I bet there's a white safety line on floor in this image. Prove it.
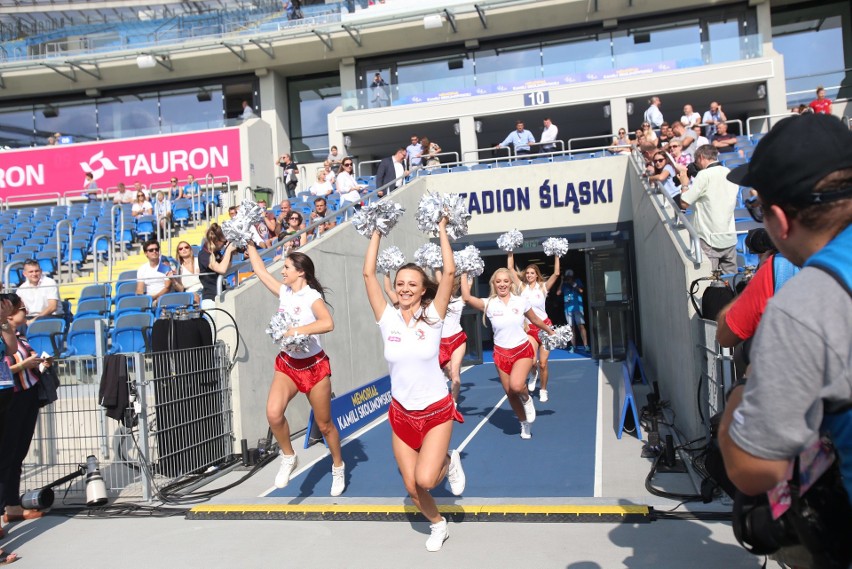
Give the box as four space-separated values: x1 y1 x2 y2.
457 394 508 454
594 362 604 497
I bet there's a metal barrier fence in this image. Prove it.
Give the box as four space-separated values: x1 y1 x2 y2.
22 342 233 505
696 318 735 430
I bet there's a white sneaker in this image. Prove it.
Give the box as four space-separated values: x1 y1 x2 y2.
527 366 538 392
520 421 532 439
426 517 449 552
447 449 465 496
522 394 536 423
274 452 298 488
330 461 346 497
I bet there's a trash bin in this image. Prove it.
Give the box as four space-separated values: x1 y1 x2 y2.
252 187 273 204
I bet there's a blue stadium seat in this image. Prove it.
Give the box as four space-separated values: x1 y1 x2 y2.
113 281 139 306
61 316 108 358
114 295 153 320
79 283 111 303
109 313 154 354
75 298 111 319
25 318 66 358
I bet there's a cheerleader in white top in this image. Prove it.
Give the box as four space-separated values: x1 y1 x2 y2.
362 217 466 552
246 242 346 497
435 270 466 403
461 268 555 439
507 252 560 402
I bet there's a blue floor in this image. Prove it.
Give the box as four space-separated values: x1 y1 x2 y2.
267 356 599 500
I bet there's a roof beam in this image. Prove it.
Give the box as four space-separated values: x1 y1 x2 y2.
41 62 77 81
248 39 274 59
221 41 246 61
474 4 487 29
67 60 102 80
443 9 457 33
312 29 332 51
341 24 361 47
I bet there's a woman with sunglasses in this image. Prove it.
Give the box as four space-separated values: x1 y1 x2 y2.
282 211 308 251
609 128 631 155
0 294 52 537
131 191 153 218
172 241 203 304
648 151 683 208
335 159 367 207
198 224 237 310
245 242 346 497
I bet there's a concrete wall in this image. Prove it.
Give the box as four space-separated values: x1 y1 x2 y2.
241 118 275 191
627 163 711 442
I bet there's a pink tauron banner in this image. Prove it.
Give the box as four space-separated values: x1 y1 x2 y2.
0 128 242 200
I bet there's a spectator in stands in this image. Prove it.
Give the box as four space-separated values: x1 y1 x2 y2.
46 136 56 146
82 172 98 198
711 122 737 151
632 129 645 149
321 160 336 186
641 121 658 147
406 135 423 170
277 154 299 198
676 145 739 275
1 292 50 530
17 260 60 323
153 190 172 235
171 241 203 303
681 104 702 128
315 219 337 238
275 199 292 231
240 100 257 120
310 197 330 224
644 96 664 129
135 239 173 303
327 145 346 173
702 101 727 138
370 72 389 107
808 85 832 115
540 117 559 152
133 181 148 200
609 128 631 155
167 177 182 200
281 211 307 251
671 121 697 159
228 206 238 219
131 190 153 218
309 169 335 197
336 158 367 207
112 182 134 205
692 124 711 149
648 151 682 207
256 200 278 240
420 136 442 168
198 224 237 310
0 298 19 565
495 120 536 156
250 207 275 249
375 148 408 196
658 122 672 147
182 174 200 199
668 139 692 168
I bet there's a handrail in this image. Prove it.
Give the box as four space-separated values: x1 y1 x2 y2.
568 134 619 152
292 147 331 163
516 140 565 155
54 219 73 284
3 260 25 291
746 112 798 138
0 244 4 287
461 145 512 166
408 151 461 170
92 233 114 284
110 204 129 260
2 192 61 209
629 149 702 265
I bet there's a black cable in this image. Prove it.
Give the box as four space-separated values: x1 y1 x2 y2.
644 452 703 502
198 307 240 369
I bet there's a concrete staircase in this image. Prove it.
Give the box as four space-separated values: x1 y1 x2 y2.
59 215 226 312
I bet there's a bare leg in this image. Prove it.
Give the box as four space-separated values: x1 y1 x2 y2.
391 420 453 523
539 345 551 390
497 358 534 421
266 370 300 455
578 323 588 347
306 376 343 467
444 344 466 403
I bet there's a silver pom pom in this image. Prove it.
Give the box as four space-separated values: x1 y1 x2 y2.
497 229 524 252
542 237 570 257
266 311 312 353
351 200 405 238
415 192 471 240
222 199 266 248
538 325 573 351
377 246 406 274
414 242 443 269
454 244 484 278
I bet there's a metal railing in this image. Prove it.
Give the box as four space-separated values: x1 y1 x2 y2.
406 150 461 170
22 342 234 504
746 112 800 138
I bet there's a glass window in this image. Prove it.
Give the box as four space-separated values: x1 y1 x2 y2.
97 93 160 140
475 44 541 87
612 24 702 70
34 101 97 144
160 87 224 133
542 36 611 76
288 74 341 161
396 56 472 103
707 19 746 64
0 106 35 148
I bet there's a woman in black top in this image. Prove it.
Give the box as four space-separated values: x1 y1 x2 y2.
198 223 236 310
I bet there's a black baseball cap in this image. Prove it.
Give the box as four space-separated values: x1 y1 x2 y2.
727 113 852 206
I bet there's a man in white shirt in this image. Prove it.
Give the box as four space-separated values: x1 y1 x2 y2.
240 100 257 120
17 260 60 322
406 135 423 170
136 240 173 302
644 96 663 129
540 117 559 152
677 145 739 275
702 101 727 139
680 104 701 128
112 183 134 205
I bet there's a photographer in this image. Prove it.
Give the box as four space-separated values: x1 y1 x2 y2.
719 114 852 567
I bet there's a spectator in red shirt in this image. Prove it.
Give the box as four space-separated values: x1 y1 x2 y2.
808 86 832 115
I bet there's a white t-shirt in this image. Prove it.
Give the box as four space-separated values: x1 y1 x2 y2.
482 294 531 349
17 276 60 314
378 302 448 410
310 180 334 197
132 200 153 216
278 284 323 358
681 112 701 127
519 283 548 321
137 261 170 297
336 171 362 204
680 163 738 249
441 296 464 337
